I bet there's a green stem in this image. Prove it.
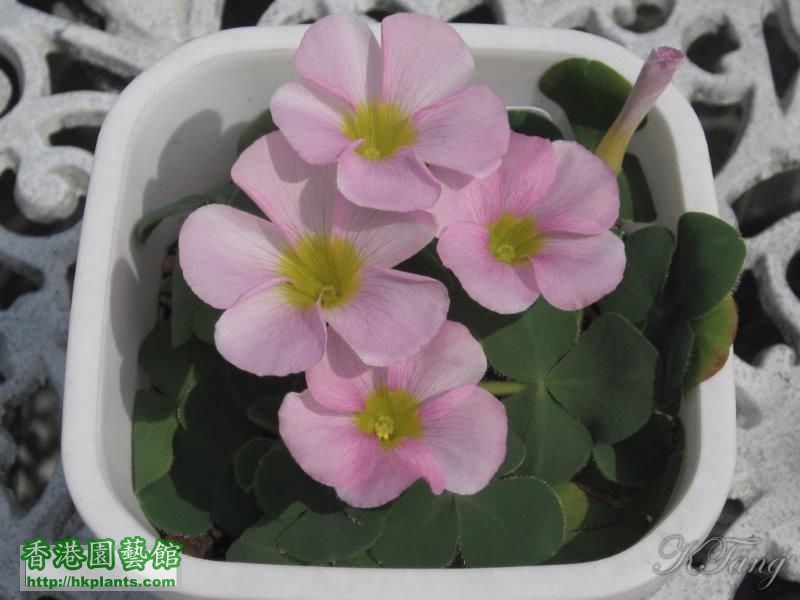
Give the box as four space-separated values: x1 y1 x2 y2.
479 380 525 396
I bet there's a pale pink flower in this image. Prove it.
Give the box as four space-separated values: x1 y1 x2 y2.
270 13 510 212
279 321 507 508
178 132 448 376
595 46 684 173
433 132 625 314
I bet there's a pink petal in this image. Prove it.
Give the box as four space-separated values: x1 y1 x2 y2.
388 321 486 402
428 171 503 234
437 222 540 314
616 47 684 134
497 132 558 217
279 391 378 489
326 267 448 366
231 132 336 244
270 82 352 164
531 141 620 235
391 439 446 495
428 165 474 190
178 204 285 309
337 145 441 211
381 13 473 113
418 385 507 495
294 15 381 107
306 328 386 414
336 452 418 508
332 201 436 268
532 231 626 310
413 85 509 177
215 280 326 376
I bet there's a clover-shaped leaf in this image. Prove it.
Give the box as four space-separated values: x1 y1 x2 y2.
599 226 674 323
372 482 459 568
683 294 738 389
234 438 273 492
505 386 592 482
593 415 673 486
226 503 306 565
132 389 178 493
661 212 746 320
279 506 385 564
210 466 263 538
371 478 563 568
507 109 564 140
547 314 658 444
183 374 260 455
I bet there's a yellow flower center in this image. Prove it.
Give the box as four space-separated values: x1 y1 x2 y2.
354 387 423 449
342 102 416 160
487 213 546 265
278 235 363 309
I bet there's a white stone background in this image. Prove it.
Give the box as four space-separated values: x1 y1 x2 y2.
0 0 798 598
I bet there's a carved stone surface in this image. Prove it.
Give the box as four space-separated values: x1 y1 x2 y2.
0 1 798 598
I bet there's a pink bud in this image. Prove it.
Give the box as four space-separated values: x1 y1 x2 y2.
595 47 684 173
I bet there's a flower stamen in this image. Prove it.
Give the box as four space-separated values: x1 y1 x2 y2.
342 102 416 161
487 213 545 265
354 386 422 449
279 235 363 309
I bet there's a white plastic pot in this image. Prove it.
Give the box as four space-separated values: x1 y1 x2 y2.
63 25 735 600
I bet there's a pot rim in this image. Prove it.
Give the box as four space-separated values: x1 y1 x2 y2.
62 24 734 600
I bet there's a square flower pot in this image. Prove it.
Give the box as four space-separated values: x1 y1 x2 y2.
62 24 735 600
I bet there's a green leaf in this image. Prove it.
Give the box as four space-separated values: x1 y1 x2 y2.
182 374 260 455
279 506 385 564
549 510 649 564
254 447 333 517
660 212 746 320
593 416 673 486
170 257 196 347
497 429 526 477
237 110 278 154
170 428 229 511
482 299 581 383
507 109 563 140
235 438 273 492
599 226 674 324
539 58 638 150
457 477 564 567
192 303 221 344
546 314 658 444
628 422 684 521
684 294 737 389
226 504 306 565
371 482 458 568
618 154 656 222
552 482 589 542
504 385 591 482
134 195 210 243
132 389 178 492
228 370 298 411
138 321 224 403
332 551 379 567
210 466 263 537
246 397 281 433
137 475 212 536
647 318 694 411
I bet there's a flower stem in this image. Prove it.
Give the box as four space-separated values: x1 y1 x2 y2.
479 380 525 396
